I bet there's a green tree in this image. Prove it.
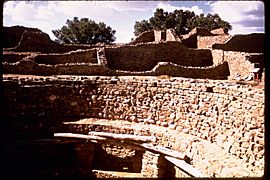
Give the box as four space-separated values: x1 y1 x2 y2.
52 17 116 44
134 8 232 36
134 20 153 36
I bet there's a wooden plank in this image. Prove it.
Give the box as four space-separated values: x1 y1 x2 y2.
88 131 156 142
164 156 207 178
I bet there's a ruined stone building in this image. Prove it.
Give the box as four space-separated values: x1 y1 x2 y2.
3 26 264 81
2 26 264 178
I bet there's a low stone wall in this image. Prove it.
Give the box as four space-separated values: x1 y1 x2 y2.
34 49 98 65
152 61 229 79
3 75 264 177
114 61 229 80
105 42 213 71
2 60 111 76
2 60 229 79
3 53 31 63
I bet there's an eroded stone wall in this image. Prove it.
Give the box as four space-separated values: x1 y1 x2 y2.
3 75 264 176
130 30 155 44
3 60 229 79
105 42 213 71
198 35 232 49
3 26 43 48
34 49 98 65
212 50 263 77
3 26 99 53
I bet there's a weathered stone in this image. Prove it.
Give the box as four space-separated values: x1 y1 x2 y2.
70 101 78 106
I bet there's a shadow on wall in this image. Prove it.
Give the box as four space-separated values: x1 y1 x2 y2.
212 34 264 53
93 145 143 173
3 26 43 48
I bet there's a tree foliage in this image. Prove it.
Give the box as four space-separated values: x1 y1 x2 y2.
52 17 116 44
134 8 232 36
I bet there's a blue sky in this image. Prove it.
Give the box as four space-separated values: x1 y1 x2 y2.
3 1 265 43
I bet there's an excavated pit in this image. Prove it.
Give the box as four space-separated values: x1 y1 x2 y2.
2 74 264 178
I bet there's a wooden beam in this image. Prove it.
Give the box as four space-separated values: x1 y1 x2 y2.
88 131 156 142
135 143 188 160
54 133 107 141
164 156 207 178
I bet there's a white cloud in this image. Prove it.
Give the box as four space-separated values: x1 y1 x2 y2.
5 2 37 23
156 1 204 15
105 1 158 12
3 1 158 42
209 1 264 34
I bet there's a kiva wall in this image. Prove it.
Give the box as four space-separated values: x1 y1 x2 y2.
105 42 213 71
3 76 264 175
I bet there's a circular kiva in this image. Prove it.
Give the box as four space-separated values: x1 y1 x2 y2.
3 75 264 177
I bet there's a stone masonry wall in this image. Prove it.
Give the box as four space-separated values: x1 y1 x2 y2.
105 42 213 71
198 35 232 49
3 75 264 176
3 26 99 53
34 49 98 65
212 50 263 77
130 30 154 44
166 29 181 42
3 53 31 63
2 60 229 80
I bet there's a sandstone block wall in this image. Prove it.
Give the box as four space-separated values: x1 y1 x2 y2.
2 60 229 80
3 76 264 176
130 30 155 44
166 29 181 42
212 50 263 77
181 27 214 48
131 29 180 45
198 35 232 49
34 49 98 65
151 61 229 79
105 42 213 71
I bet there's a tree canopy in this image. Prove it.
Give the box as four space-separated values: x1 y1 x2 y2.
134 8 232 36
52 17 116 44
